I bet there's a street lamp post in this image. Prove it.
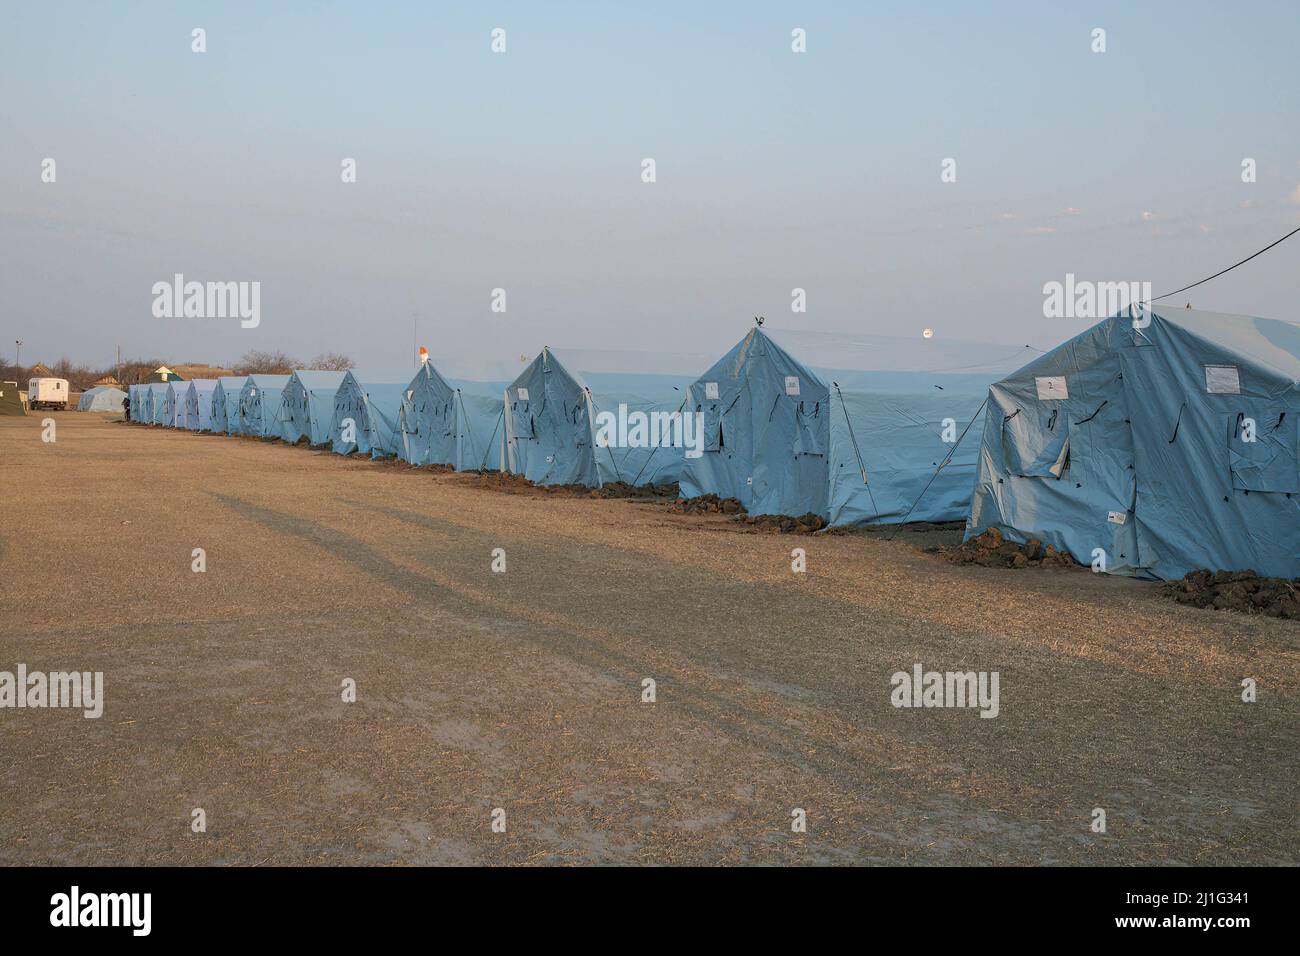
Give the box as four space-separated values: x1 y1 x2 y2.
14 340 22 371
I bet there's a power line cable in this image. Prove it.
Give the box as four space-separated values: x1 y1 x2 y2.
1144 225 1300 303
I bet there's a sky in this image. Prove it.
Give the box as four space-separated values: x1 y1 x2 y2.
2 0 1298 374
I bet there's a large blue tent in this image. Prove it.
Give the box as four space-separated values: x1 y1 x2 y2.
163 381 188 427
78 385 126 412
279 370 347 446
504 350 597 486
210 376 248 434
967 307 1300 579
145 383 171 425
184 380 219 431
678 329 831 516
503 349 691 488
330 369 411 457
238 375 291 438
397 361 506 471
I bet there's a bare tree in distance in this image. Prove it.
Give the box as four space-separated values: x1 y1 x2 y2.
307 351 354 371
234 350 300 375
118 359 166 386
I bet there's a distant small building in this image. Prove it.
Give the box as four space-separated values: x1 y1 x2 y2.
92 374 123 389
144 365 183 383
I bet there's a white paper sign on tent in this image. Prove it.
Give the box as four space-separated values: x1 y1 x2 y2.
1034 376 1068 400
785 376 801 396
1204 365 1240 394
516 387 529 400
704 382 719 400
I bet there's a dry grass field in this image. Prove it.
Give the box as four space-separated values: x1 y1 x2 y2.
1 412 1296 865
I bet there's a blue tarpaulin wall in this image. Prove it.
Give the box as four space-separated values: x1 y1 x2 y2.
828 389 987 526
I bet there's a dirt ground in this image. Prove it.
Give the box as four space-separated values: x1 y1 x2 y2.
1 412 1296 865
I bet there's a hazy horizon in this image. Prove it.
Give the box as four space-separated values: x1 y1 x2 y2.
3 1 1298 371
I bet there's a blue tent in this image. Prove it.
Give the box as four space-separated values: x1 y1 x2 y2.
132 383 150 420
163 381 188 427
145 383 171 425
280 370 347 446
78 385 126 412
503 349 691 488
397 362 506 471
184 380 219 431
330 369 412 457
238 375 291 438
967 307 1300 579
678 329 831 516
210 376 248 434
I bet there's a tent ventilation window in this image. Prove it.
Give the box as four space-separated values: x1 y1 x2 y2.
1001 406 1070 478
1229 403 1298 493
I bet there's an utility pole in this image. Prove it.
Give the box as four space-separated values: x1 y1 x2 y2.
14 339 22 371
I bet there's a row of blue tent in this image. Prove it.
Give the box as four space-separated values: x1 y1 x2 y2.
129 366 508 471
127 330 988 530
127 308 1300 580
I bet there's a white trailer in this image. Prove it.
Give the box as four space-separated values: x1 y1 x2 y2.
28 377 70 411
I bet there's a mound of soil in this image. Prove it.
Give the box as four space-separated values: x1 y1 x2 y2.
589 481 679 499
669 494 747 516
742 512 826 534
459 472 673 499
1162 569 1300 618
948 527 1079 569
463 471 590 496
